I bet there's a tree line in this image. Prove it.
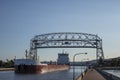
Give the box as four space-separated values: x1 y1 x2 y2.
0 59 14 68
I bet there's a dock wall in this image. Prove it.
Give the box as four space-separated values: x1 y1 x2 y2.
76 69 88 80
96 69 120 80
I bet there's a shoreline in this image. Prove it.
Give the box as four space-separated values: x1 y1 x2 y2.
0 68 14 71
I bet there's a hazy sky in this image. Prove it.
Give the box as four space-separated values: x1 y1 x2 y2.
0 0 120 61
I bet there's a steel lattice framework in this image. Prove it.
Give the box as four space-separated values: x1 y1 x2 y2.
29 32 104 61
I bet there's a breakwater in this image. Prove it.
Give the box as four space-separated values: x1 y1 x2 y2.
0 68 14 71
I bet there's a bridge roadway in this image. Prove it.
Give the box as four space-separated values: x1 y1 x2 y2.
77 69 106 80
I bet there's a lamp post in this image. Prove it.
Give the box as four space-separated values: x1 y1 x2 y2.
73 52 87 80
81 58 89 73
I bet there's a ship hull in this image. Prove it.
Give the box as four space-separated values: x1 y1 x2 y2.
15 64 69 74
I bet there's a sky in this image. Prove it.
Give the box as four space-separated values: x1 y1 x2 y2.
0 0 120 61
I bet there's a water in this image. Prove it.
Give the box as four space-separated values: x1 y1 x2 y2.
0 66 86 80
104 70 120 78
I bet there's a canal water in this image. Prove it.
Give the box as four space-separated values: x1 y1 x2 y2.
0 66 86 80
104 70 120 78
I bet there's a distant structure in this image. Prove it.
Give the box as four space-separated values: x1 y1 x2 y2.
57 51 69 65
29 32 104 63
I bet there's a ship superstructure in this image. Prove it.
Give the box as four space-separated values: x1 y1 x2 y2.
57 52 69 65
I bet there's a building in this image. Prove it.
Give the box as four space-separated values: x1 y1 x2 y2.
57 53 69 65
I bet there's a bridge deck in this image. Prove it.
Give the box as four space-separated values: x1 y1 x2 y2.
77 69 106 80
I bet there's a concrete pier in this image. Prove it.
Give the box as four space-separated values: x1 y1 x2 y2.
0 68 14 71
77 69 106 80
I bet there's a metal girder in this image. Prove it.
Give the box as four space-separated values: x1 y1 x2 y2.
28 32 104 61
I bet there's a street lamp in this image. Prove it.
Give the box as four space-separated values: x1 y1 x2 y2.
81 58 89 73
73 52 87 80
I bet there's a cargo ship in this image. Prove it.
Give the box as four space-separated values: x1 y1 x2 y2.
14 34 70 73
14 50 69 74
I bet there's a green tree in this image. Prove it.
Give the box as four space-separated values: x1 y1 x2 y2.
2 60 14 68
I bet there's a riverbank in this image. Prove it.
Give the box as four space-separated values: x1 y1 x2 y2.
0 68 14 71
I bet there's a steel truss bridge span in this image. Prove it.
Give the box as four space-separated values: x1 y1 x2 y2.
29 32 104 62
